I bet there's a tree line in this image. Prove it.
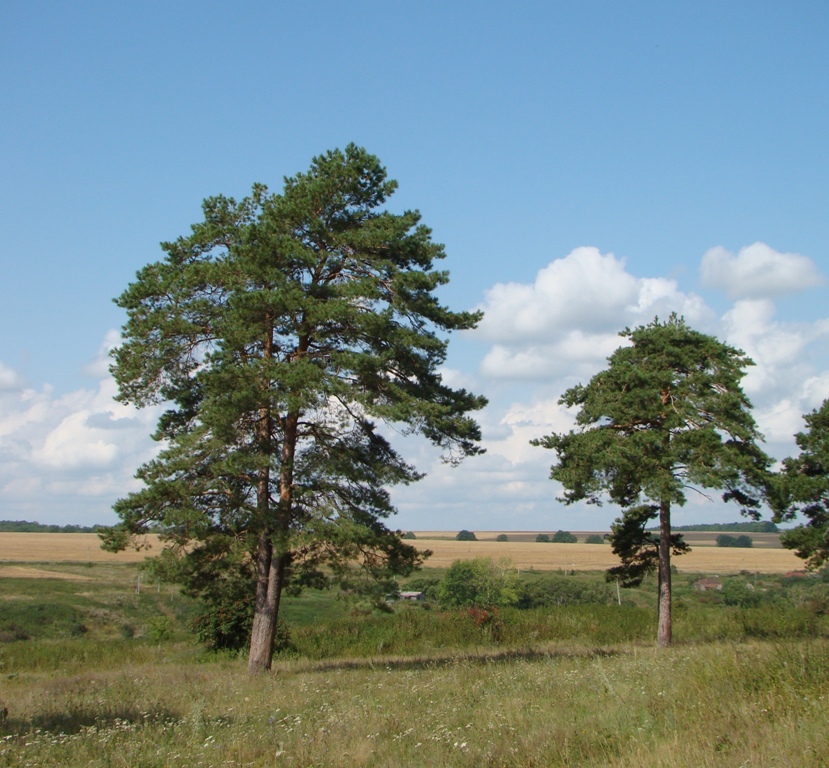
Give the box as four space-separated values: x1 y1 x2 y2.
101 144 829 668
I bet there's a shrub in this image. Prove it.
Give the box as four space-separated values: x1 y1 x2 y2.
535 533 551 543
438 557 518 608
584 534 605 544
455 530 477 541
716 534 753 548
401 531 417 539
496 534 508 542
552 530 578 543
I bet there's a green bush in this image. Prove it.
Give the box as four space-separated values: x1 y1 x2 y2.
455 530 477 541
716 534 753 548
535 533 551 543
401 531 417 540
552 530 578 543
584 534 605 544
496 534 509 542
438 558 517 608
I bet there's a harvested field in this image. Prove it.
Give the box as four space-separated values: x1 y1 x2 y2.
0 533 163 563
0 532 803 574
411 537 803 574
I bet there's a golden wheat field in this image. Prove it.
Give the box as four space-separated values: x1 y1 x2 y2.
0 531 804 574
410 533 803 573
0 533 162 564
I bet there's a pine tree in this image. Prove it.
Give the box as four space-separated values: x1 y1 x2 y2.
532 315 770 646
103 145 486 671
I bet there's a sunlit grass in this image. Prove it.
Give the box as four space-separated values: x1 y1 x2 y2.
2 641 828 767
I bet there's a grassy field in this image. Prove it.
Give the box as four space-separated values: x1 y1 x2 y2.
1 555 829 765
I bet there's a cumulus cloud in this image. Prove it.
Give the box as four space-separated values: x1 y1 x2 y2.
0 342 162 525
701 242 824 299
474 247 713 381
0 362 25 392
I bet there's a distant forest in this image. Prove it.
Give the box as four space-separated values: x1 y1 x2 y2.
647 521 779 533
0 520 101 533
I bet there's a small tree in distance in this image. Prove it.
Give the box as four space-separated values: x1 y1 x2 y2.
496 534 509 542
532 315 771 647
552 530 578 543
584 534 605 544
456 530 477 541
535 533 551 543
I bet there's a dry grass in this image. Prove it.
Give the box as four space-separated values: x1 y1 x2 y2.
0 565 94 581
0 533 163 563
410 538 802 574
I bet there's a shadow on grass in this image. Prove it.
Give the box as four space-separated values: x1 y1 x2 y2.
0 706 185 738
276 645 622 675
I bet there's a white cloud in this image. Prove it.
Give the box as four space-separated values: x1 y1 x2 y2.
701 242 824 299
474 247 713 381
0 362 25 392
0 344 162 525
83 329 121 378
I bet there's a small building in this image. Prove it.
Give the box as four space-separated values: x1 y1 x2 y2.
693 577 722 592
398 591 425 601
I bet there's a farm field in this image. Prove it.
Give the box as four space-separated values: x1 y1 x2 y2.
409 535 801 574
0 532 802 574
0 533 162 564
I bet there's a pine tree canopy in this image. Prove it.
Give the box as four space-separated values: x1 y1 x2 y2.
773 399 829 569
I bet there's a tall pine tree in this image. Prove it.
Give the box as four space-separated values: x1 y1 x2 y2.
103 146 486 671
532 315 770 646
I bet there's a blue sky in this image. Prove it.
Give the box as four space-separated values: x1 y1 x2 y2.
2 2 828 530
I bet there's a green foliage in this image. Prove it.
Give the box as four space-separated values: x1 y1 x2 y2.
496 533 509 542
606 504 689 587
584 534 605 544
551 530 578 543
535 533 550 542
106 145 486 670
437 557 517 608
663 521 778 532
515 571 615 608
455 529 477 541
401 531 417 540
0 520 101 532
716 533 753 548
721 580 762 608
773 399 829 568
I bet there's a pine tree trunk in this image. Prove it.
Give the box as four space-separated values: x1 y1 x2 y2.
248 528 275 673
656 499 672 647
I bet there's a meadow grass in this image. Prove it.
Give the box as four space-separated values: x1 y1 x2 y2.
2 559 829 765
1 640 828 766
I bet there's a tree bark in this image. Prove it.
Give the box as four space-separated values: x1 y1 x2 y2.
248 527 275 673
656 498 672 647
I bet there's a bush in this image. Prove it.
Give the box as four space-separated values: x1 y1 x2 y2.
438 557 518 608
552 530 578 543
584 534 605 544
535 533 551 543
401 531 417 540
496 534 508 542
716 534 753 548
455 530 477 541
